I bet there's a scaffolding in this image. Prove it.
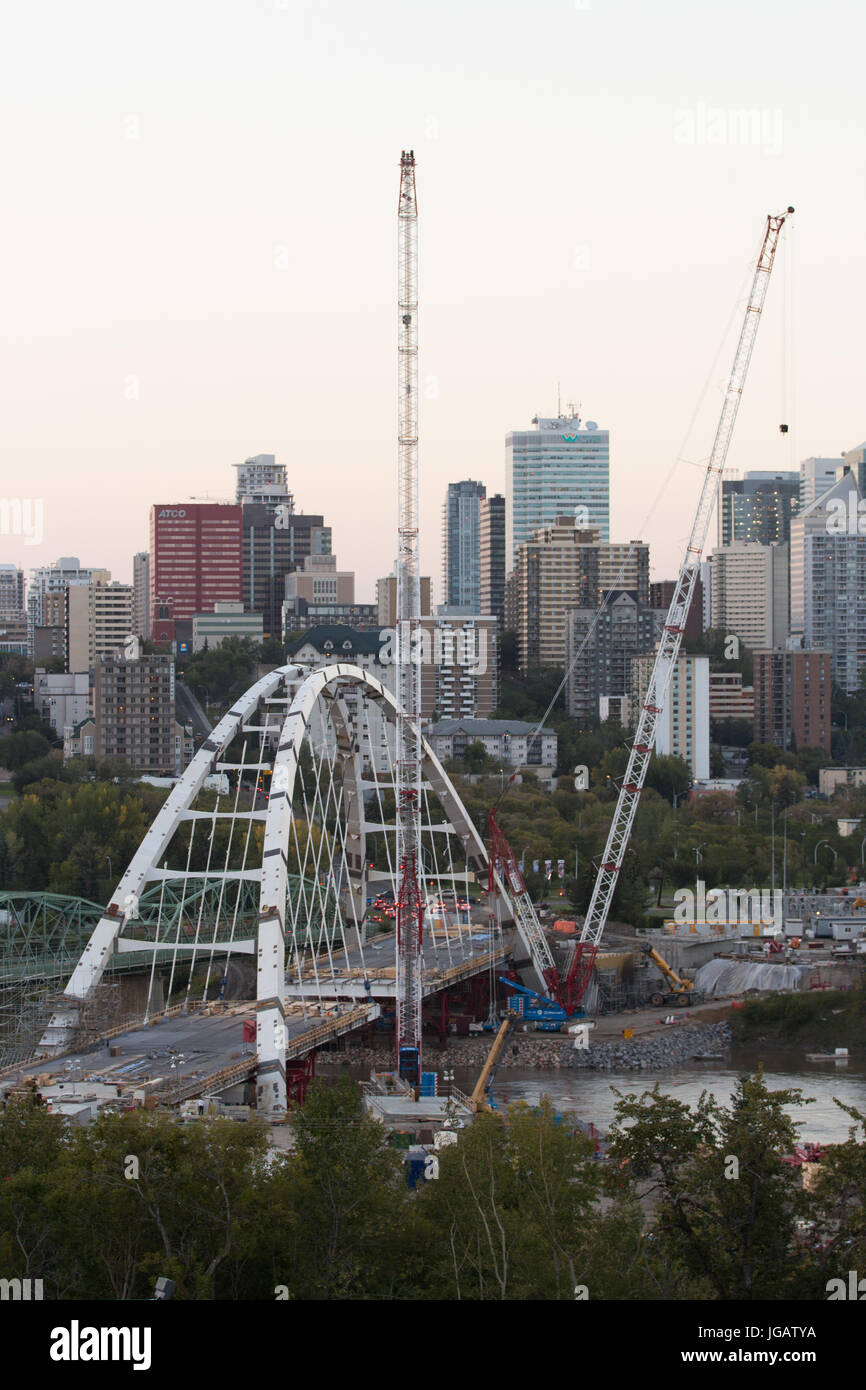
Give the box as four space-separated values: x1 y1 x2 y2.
0 960 123 1067
595 968 626 1014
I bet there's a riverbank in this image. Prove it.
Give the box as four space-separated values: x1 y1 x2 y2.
318 1014 734 1073
730 985 864 1052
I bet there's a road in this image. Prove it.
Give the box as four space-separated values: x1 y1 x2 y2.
175 680 212 739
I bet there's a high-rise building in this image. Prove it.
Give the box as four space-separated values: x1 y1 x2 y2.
505 409 610 571
649 577 703 640
790 471 866 694
717 471 799 547
133 552 150 640
480 494 506 629
0 565 24 619
800 457 843 510
150 504 243 645
77 646 193 775
840 441 866 495
67 581 135 672
26 558 110 661
753 648 831 751
708 670 754 726
566 591 665 725
417 613 498 721
376 572 432 626
233 453 290 507
598 542 651 601
709 542 789 650
513 518 649 672
631 653 710 780
241 503 330 640
442 479 486 612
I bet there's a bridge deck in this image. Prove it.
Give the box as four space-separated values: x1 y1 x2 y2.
6 942 506 1106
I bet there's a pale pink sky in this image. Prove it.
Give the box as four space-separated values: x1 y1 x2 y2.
1 0 864 604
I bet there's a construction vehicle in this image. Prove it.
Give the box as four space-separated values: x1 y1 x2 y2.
500 976 569 1031
486 209 792 1015
640 942 702 1007
469 1011 516 1113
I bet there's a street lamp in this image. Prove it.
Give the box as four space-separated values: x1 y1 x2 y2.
105 854 112 880
860 834 866 867
694 843 706 866
813 839 837 867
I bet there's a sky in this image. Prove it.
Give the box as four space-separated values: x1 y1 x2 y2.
1 0 865 604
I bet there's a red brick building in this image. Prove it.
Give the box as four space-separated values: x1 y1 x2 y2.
649 576 704 640
753 648 831 752
150 503 242 644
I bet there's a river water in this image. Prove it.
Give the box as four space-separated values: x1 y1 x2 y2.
457 1051 866 1144
337 1050 866 1144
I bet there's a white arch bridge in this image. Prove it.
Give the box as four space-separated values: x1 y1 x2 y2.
39 664 555 1115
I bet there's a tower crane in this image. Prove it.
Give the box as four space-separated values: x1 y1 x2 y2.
489 208 794 1015
395 150 424 1084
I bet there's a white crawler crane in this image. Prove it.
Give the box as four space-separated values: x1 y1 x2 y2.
558 207 794 1012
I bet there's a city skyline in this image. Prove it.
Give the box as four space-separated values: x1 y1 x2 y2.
1 1 864 599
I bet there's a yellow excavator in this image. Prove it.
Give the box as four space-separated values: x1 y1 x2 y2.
469 1012 517 1113
641 942 702 1007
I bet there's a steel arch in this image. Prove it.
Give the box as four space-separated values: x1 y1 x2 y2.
41 662 542 1115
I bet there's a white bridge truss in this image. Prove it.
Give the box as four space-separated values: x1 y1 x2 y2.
41 664 538 1114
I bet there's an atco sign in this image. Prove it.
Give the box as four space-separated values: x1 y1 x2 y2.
158 509 186 518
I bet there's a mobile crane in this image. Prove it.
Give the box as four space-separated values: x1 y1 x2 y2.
639 942 702 1008
469 1011 517 1112
500 976 569 1031
489 208 794 1014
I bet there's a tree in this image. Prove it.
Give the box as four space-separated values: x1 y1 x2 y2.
712 717 755 747
463 740 492 773
0 730 52 770
607 1074 812 1300
803 1101 866 1295
280 1077 410 1299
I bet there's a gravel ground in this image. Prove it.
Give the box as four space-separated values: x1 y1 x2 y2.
317 1018 733 1073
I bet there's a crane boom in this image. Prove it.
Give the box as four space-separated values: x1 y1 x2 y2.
561 207 793 1012
470 1012 516 1112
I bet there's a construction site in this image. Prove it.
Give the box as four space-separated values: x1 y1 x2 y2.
0 178 837 1149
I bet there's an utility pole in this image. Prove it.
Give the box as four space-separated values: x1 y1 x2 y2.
395 149 423 1086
